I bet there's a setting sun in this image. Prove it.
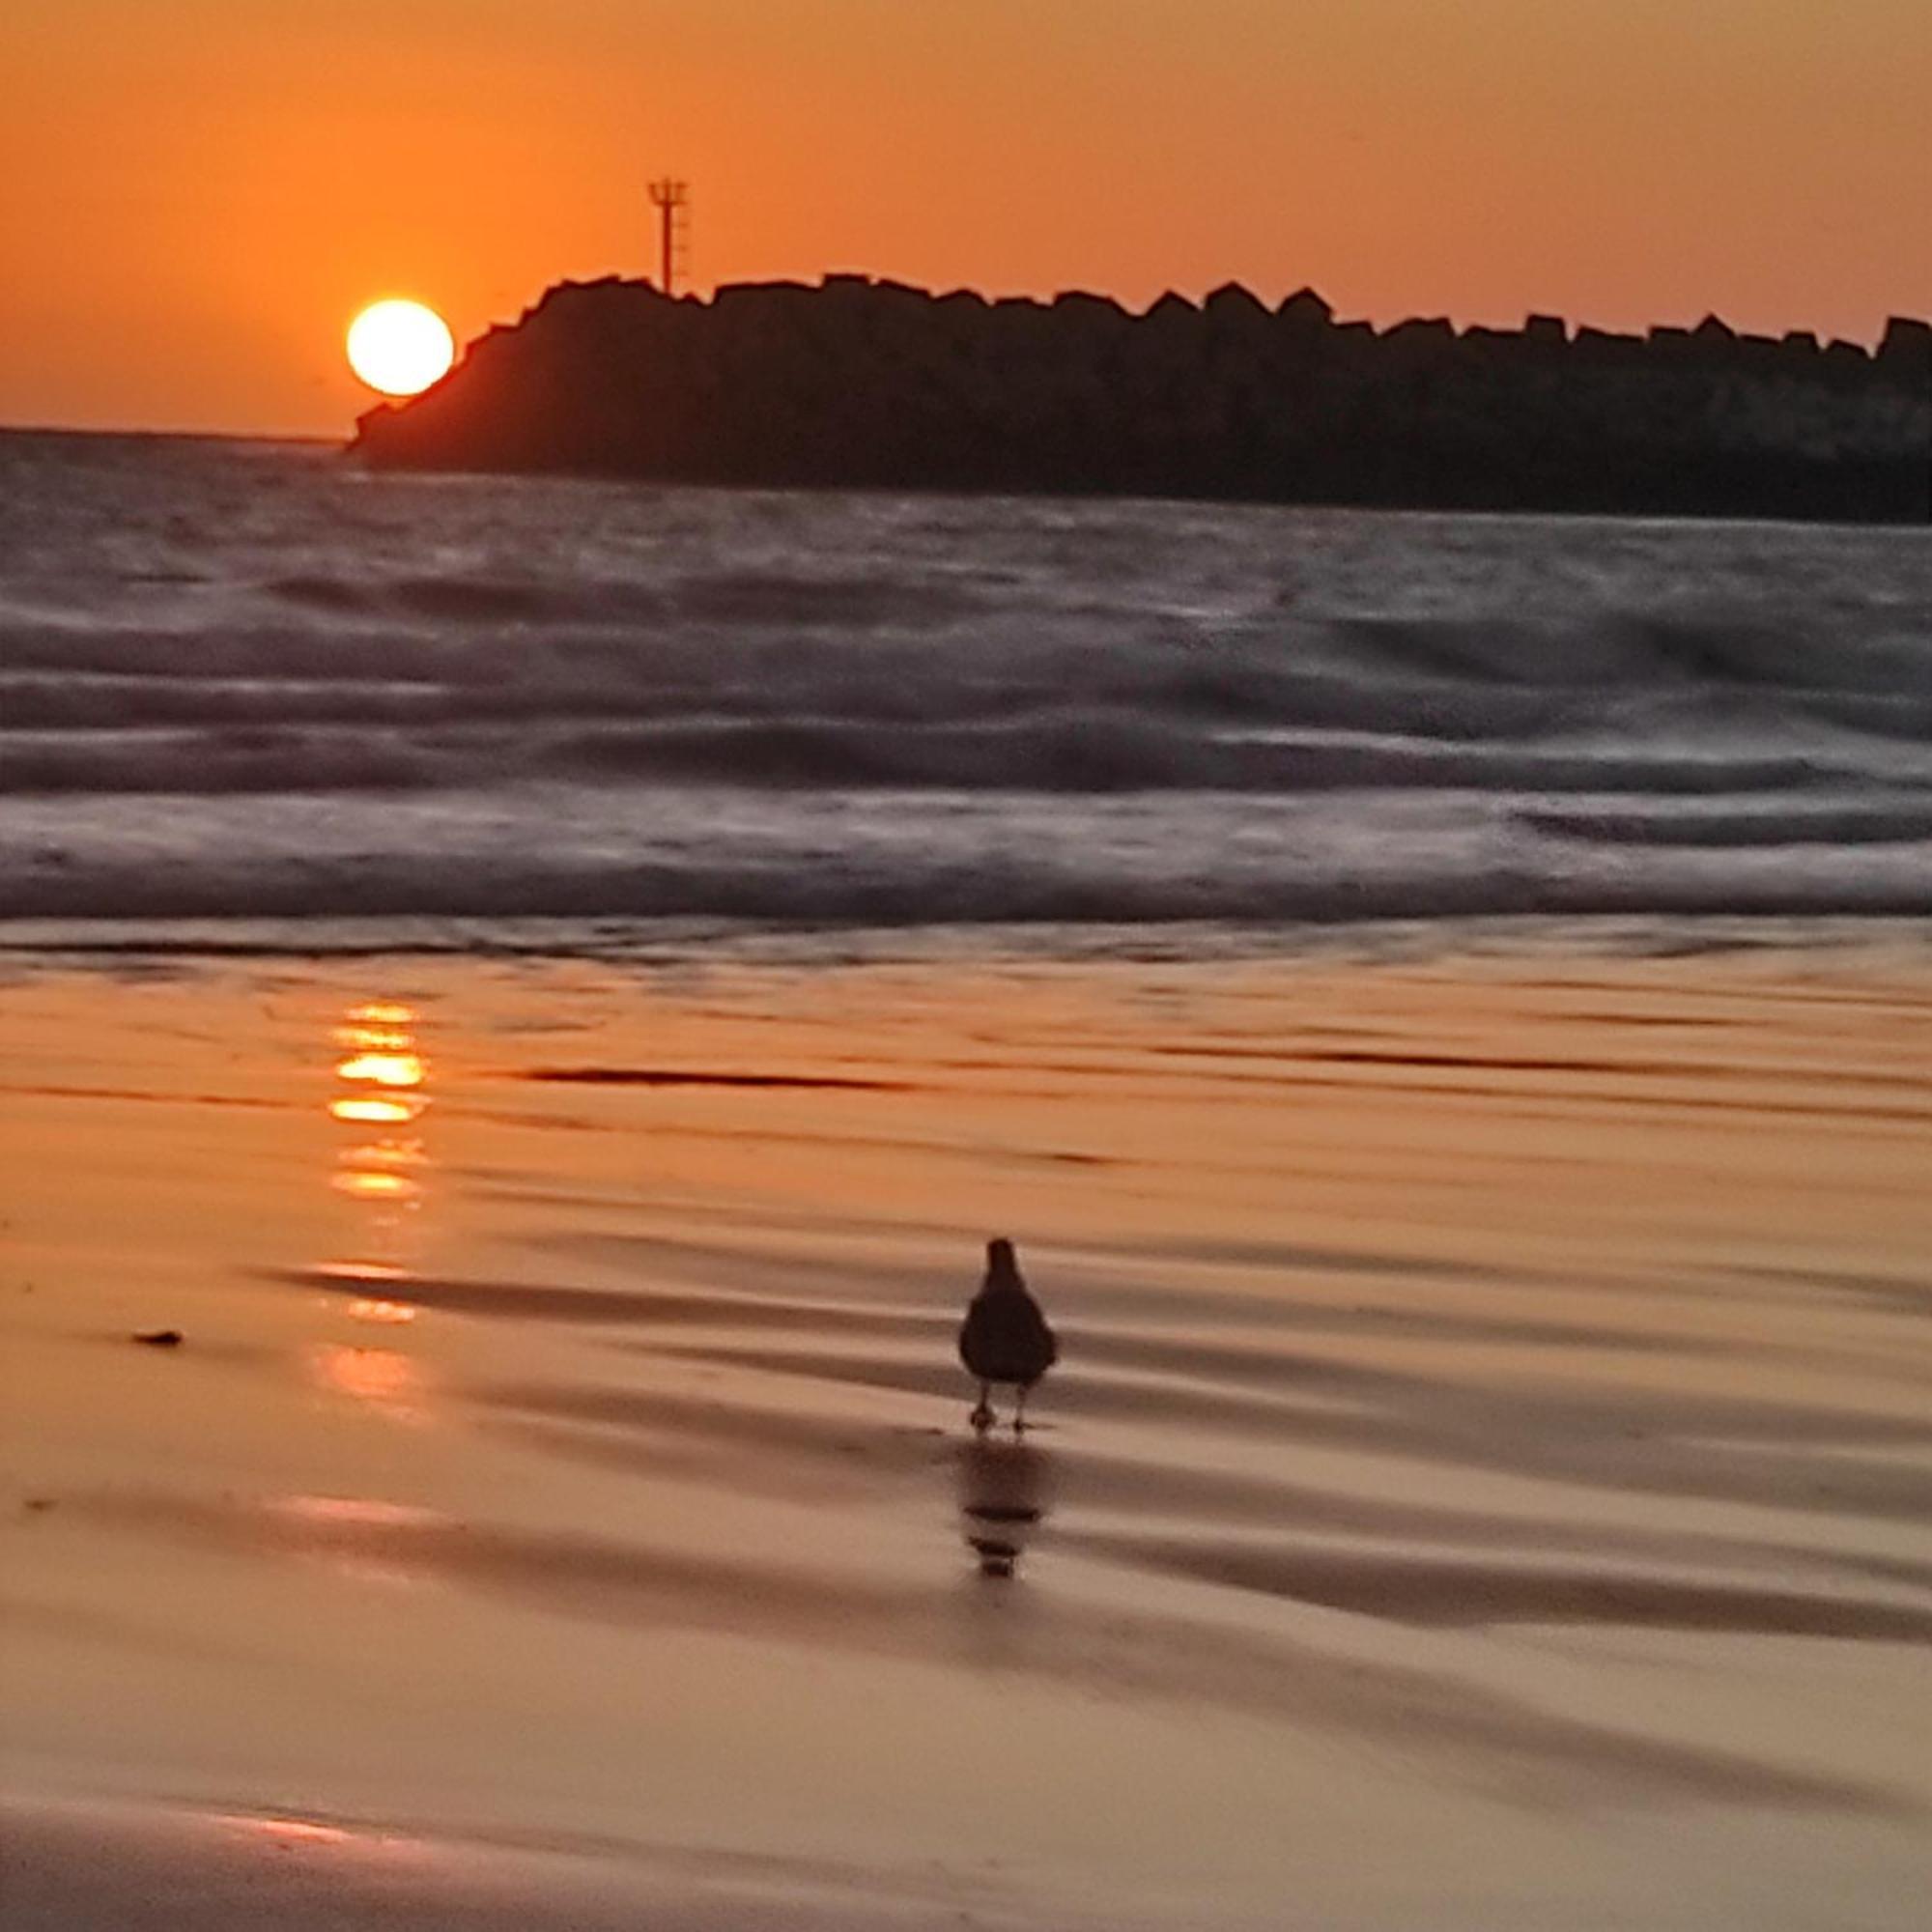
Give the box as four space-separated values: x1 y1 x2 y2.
346 298 454 397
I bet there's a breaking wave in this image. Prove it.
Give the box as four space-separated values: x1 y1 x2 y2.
2 433 1928 933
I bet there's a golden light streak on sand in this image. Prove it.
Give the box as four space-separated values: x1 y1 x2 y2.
307 1345 428 1422
335 1052 426 1090
271 1495 449 1529
328 1094 423 1125
330 1170 420 1202
342 1139 426 1168
214 1814 353 1848
313 1260 410 1283
319 1000 433 1363
347 1298 418 1325
346 1002 418 1027
333 1025 415 1052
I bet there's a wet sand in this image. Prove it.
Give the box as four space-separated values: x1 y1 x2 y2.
2 940 1929 1928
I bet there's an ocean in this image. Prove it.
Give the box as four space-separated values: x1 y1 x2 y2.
1 429 1929 955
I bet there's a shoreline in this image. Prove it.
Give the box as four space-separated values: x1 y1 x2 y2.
5 910 1931 971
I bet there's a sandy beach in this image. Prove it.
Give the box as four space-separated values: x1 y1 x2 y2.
3 934 1929 1928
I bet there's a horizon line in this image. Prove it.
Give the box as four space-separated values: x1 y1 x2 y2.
7 266 1922 442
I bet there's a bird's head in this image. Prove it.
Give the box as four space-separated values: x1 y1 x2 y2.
984 1236 1021 1285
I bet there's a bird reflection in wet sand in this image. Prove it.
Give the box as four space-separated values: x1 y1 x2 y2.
958 1237 1058 1434
956 1434 1051 1579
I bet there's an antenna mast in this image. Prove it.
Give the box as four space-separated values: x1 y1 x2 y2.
647 178 690 296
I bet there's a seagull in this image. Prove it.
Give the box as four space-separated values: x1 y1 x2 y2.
958 1237 1057 1434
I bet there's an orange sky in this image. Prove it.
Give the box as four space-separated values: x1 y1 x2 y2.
4 0 1928 436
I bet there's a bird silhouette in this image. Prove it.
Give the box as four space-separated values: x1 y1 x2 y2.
958 1237 1057 1433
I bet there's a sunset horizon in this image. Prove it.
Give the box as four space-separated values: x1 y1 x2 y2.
10 272 1924 447
8 260 1926 442
6 0 1928 436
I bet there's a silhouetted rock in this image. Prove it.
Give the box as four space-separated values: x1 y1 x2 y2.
1878 316 1931 391
1575 327 1644 363
1205 282 1272 342
1277 287 1334 328
353 275 1932 523
1381 317 1458 368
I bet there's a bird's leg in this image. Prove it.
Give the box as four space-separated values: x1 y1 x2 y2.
1012 1384 1029 1435
970 1382 994 1433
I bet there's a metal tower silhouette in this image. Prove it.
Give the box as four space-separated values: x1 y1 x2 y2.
647 179 690 296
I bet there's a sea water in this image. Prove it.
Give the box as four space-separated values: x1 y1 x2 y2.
2 430 1928 954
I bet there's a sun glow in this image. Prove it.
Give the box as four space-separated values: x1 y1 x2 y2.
346 299 454 397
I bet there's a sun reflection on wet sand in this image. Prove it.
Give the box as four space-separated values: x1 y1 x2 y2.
335 1051 427 1090
272 1494 450 1529
268 1494 447 1588
312 1001 435 1413
330 1169 422 1202
206 1805 435 1864
308 1342 429 1422
312 1258 408 1283
325 1004 429 1261
344 1138 427 1165
348 1297 418 1326
346 1002 418 1028
213 1812 355 1848
332 1017 416 1051
328 1094 423 1126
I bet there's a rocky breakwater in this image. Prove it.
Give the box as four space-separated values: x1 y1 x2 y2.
354 276 1930 521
